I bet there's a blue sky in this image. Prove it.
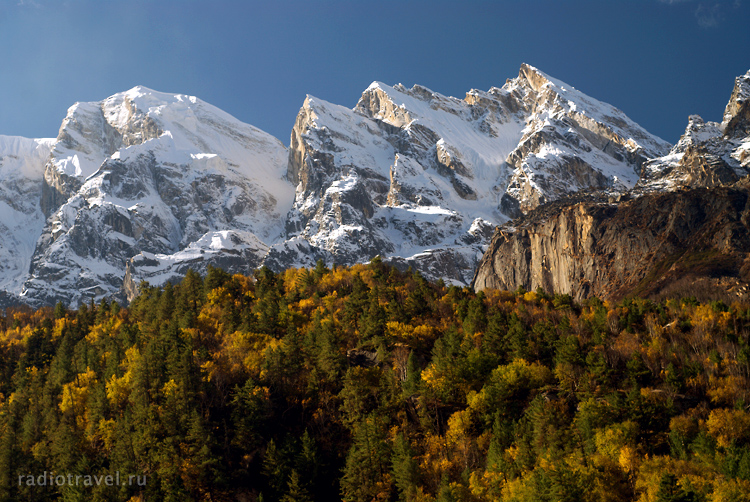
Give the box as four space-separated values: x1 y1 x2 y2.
1 0 748 145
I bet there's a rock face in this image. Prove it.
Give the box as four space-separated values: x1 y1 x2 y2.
265 64 669 285
0 136 54 293
473 182 750 301
475 69 750 301
723 69 750 134
500 65 670 213
1 63 723 308
19 87 292 306
121 230 270 301
638 70 750 193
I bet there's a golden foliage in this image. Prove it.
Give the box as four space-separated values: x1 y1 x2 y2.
706 408 750 448
710 478 750 502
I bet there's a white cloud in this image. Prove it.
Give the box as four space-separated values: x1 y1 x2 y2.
659 0 730 28
695 3 722 28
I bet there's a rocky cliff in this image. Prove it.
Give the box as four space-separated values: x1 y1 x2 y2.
475 69 750 301
20 87 292 307
637 70 750 193
473 181 750 301
2 63 729 307
264 64 670 286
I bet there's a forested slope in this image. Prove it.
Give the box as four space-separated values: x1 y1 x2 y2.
1 262 750 501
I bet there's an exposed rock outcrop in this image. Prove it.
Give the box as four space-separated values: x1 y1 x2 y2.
637 115 748 192
475 68 750 302
122 230 269 302
21 87 292 307
473 180 750 302
722 69 750 132
501 65 670 212
265 65 669 286
639 70 750 193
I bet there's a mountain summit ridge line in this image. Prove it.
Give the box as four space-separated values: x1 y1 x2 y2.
5 65 746 307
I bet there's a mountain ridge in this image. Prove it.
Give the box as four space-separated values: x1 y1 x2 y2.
474 67 750 301
0 64 697 307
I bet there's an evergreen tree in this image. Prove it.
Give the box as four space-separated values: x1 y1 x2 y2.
655 473 698 502
176 268 204 327
54 301 67 319
205 265 231 292
280 469 313 502
391 433 418 501
505 312 528 360
314 259 328 280
463 292 487 336
402 351 421 397
340 415 392 502
296 430 319 491
362 286 387 342
262 439 289 499
343 273 369 333
405 271 431 320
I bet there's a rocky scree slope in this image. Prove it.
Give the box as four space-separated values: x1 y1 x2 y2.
474 69 750 301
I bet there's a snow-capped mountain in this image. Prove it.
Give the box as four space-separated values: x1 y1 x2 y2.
264 64 670 284
474 69 750 302
499 64 670 212
0 136 54 293
22 86 291 306
0 65 674 307
637 70 750 192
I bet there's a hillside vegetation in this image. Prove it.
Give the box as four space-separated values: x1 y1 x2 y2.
2 261 750 501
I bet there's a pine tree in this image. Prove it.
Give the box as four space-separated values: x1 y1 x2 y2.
314 259 329 280
280 469 313 502
391 433 418 501
405 272 431 320
296 430 319 492
463 292 487 336
205 265 231 292
316 321 346 383
436 476 458 502
505 313 528 360
482 308 508 362
655 472 696 502
402 351 421 397
343 273 369 333
54 301 67 319
176 268 204 328
256 279 282 336
262 439 289 499
362 286 387 342
340 415 392 502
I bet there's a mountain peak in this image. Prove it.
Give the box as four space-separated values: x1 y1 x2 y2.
365 81 387 92
515 63 582 97
123 85 158 97
722 69 750 134
117 85 197 103
517 63 555 90
0 67 722 308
